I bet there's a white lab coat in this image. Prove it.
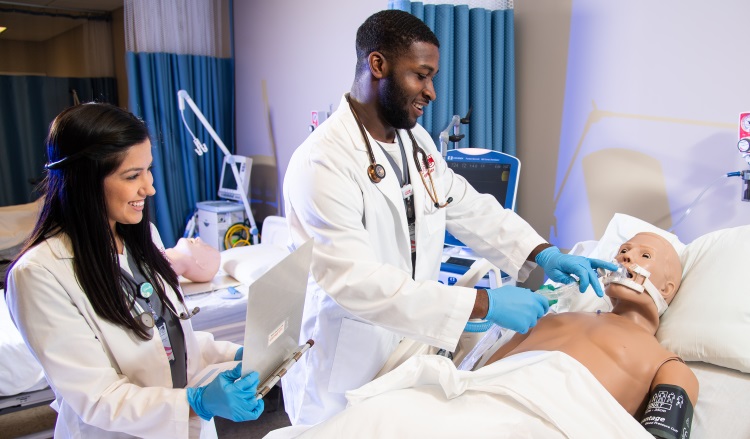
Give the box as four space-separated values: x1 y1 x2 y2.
6 225 238 439
281 94 547 425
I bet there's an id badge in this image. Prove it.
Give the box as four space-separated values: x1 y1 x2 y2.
401 184 413 199
156 317 175 362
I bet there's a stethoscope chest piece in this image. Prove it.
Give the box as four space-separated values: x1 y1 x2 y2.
368 164 386 183
138 311 155 330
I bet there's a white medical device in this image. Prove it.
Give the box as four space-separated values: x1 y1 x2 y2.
439 148 520 288
196 155 252 251
195 200 246 251
177 90 259 245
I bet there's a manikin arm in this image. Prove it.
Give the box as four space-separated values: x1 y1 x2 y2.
651 360 699 408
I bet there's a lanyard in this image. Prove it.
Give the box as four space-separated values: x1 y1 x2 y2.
121 249 188 388
375 134 415 223
375 134 417 277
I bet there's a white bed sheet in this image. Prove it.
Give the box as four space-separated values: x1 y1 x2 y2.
266 352 750 439
460 328 750 438
688 361 750 438
0 290 47 396
185 286 249 345
266 352 651 439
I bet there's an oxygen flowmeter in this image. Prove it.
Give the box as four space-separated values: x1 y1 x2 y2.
738 113 750 201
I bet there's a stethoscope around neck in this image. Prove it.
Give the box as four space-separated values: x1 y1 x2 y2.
346 94 452 209
121 269 199 334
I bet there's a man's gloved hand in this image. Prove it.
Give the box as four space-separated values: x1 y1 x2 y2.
234 347 244 361
535 246 618 298
187 362 264 422
484 286 549 334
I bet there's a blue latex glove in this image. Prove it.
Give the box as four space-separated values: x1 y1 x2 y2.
484 286 549 334
535 246 618 298
187 362 264 422
234 347 244 361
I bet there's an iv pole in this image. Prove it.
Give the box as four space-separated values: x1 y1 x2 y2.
177 89 259 245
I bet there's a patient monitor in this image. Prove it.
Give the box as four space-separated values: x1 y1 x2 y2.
218 155 252 202
439 148 520 288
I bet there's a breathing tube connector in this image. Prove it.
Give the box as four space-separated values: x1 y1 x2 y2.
534 265 621 305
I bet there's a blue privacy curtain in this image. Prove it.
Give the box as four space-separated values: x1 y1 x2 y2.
389 0 516 155
0 76 117 206
0 16 117 207
124 0 234 247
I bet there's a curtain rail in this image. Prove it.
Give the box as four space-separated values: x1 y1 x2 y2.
0 4 111 21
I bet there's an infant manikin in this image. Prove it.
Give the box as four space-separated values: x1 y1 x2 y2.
165 237 221 283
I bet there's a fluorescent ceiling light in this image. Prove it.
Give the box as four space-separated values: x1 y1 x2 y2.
0 27 6 34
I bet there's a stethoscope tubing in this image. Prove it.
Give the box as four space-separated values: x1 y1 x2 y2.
346 94 452 208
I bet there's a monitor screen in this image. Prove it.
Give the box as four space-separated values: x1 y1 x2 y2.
218 155 251 202
443 149 519 248
447 161 511 207
221 161 243 191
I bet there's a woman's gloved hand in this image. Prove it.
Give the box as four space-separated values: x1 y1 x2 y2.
235 347 244 361
484 286 549 334
535 246 618 297
187 362 264 422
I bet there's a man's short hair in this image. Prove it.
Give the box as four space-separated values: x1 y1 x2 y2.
355 9 440 72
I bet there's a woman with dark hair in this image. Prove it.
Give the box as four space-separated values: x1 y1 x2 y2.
5 103 263 438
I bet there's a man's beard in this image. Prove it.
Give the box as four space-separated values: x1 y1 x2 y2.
379 76 416 130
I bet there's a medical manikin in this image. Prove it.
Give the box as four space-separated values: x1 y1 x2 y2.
485 232 698 438
166 237 220 283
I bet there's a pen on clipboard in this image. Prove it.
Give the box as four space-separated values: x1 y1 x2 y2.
256 339 314 400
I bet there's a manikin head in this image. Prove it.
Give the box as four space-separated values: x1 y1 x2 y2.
165 237 220 283
354 10 440 129
606 232 682 315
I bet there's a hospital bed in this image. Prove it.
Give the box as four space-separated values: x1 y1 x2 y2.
0 198 56 417
0 290 55 416
265 214 750 439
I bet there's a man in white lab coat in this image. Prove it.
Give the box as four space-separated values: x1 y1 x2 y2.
281 9 615 426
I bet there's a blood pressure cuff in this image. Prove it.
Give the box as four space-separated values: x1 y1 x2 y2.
640 384 693 439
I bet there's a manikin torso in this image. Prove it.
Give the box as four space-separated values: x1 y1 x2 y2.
486 232 692 418
488 311 676 416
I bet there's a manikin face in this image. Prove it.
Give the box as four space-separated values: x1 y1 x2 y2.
103 139 155 233
379 41 439 129
606 232 681 308
167 237 220 282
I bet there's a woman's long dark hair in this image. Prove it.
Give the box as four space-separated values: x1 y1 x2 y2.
8 103 184 340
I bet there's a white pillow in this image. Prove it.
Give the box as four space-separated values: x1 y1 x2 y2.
220 244 290 286
657 225 750 373
552 213 686 313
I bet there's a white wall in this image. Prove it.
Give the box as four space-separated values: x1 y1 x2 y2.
234 0 385 218
549 0 750 248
